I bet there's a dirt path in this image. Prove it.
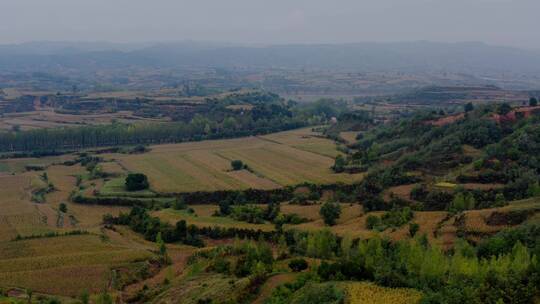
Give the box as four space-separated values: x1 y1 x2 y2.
252 273 298 304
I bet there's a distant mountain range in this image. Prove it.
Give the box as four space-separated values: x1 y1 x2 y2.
1 41 540 75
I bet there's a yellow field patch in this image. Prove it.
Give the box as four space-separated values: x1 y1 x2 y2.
344 281 422 304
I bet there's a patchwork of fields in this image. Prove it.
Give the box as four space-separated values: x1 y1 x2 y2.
153 197 540 249
1 126 538 301
102 128 363 193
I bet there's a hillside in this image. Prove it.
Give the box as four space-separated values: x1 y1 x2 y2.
0 102 539 303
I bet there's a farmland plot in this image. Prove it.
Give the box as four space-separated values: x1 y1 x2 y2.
0 234 154 296
108 128 362 193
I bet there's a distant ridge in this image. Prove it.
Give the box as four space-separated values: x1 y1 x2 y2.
1 41 540 74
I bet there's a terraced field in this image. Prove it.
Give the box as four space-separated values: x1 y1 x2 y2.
0 234 155 296
0 174 54 241
104 128 362 193
153 207 275 231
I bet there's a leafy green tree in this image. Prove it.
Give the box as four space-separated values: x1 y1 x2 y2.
219 199 232 215
274 214 286 232
340 234 353 261
464 193 476 210
96 292 113 304
231 160 244 171
306 229 337 259
175 220 187 240
449 192 475 213
464 102 474 112
332 155 346 173
125 173 149 191
59 202 67 213
529 97 538 107
173 197 187 210
319 202 341 226
366 215 381 230
156 232 170 264
80 290 90 304
289 258 308 272
527 182 540 197
409 222 420 237
494 193 506 206
156 232 166 256
497 103 512 115
26 289 32 304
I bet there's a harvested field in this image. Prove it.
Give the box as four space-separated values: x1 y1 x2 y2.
0 174 54 241
0 110 166 131
262 128 343 158
0 234 155 296
339 131 359 144
386 184 416 201
105 128 362 193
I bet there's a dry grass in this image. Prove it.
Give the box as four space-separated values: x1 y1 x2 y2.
386 184 416 201
339 131 360 144
281 203 322 220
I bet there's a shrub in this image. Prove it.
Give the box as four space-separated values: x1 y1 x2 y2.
125 173 149 191
173 197 187 210
290 283 344 304
231 160 244 171
320 202 341 226
409 222 420 237
59 202 67 213
366 215 381 230
366 208 413 231
289 258 309 272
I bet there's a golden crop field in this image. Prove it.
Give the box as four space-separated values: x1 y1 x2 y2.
344 282 422 304
104 128 362 193
0 234 154 296
0 174 54 241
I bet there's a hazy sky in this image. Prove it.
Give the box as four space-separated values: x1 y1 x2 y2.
1 0 538 48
